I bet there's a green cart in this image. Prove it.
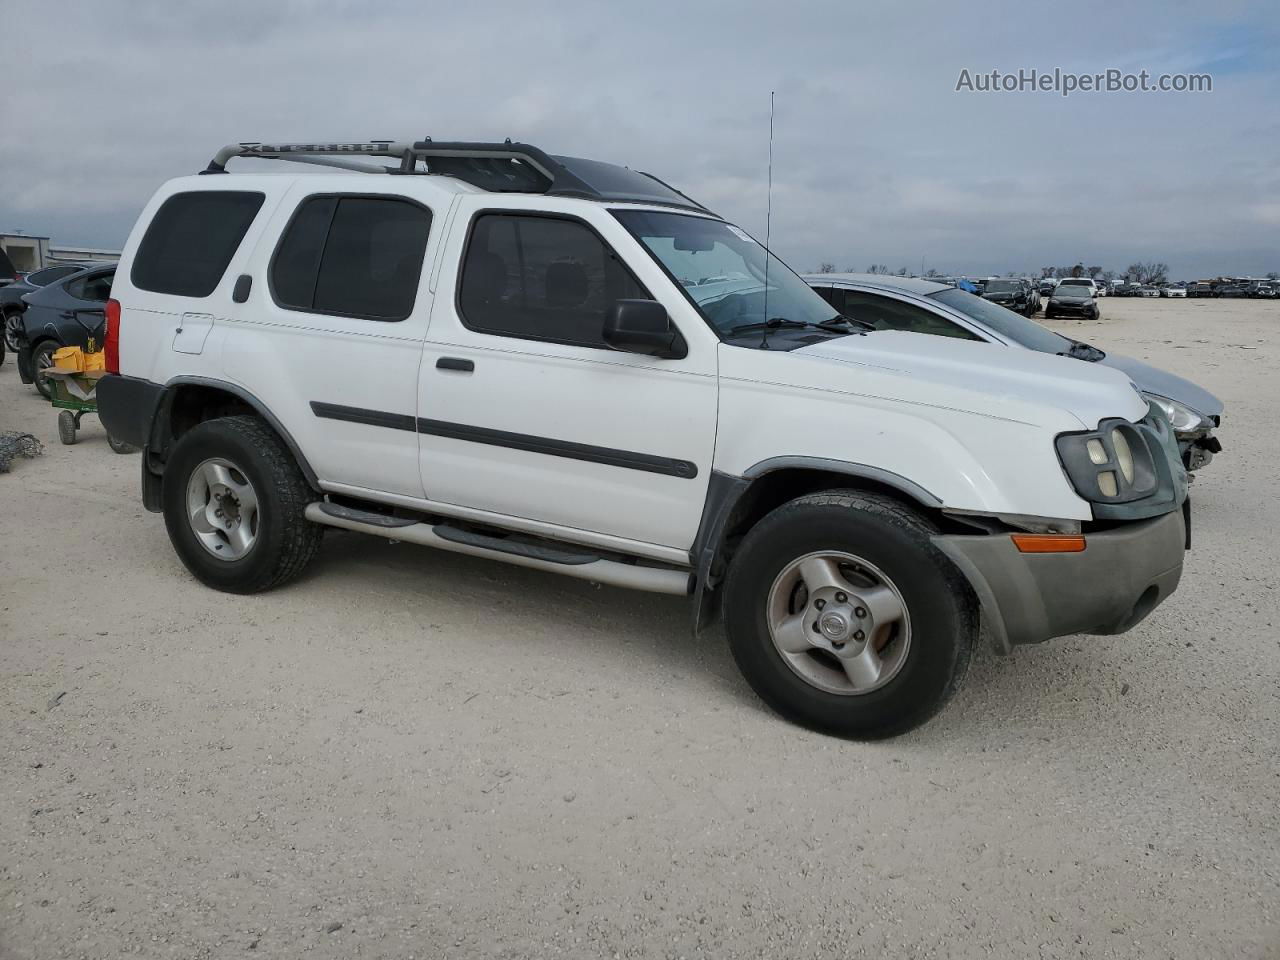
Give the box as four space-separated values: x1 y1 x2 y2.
44 367 136 453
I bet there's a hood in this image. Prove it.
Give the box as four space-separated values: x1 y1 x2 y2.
725 330 1149 429
1097 353 1223 418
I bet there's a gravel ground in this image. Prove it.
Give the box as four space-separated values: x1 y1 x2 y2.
1 296 1277 959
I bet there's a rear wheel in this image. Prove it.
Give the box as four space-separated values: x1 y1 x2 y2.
107 435 137 455
31 340 58 399
3 311 20 352
723 490 976 739
162 416 321 593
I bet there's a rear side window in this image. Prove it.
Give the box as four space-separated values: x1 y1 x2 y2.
270 195 432 321
66 271 115 302
131 191 264 297
29 265 82 286
458 213 648 347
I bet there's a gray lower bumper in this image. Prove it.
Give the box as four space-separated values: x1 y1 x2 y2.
934 510 1186 654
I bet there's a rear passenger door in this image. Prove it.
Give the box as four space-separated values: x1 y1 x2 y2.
226 185 436 498
416 200 718 555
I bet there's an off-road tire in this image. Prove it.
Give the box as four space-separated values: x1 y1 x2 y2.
723 490 976 739
163 415 321 593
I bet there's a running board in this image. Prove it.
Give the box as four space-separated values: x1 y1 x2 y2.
304 503 691 596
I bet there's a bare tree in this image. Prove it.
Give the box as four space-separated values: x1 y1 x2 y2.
1040 266 1055 278
1087 265 1103 279
1268 271 1278 281
815 261 836 274
924 268 940 278
1127 261 1169 285
867 264 888 274
894 266 909 277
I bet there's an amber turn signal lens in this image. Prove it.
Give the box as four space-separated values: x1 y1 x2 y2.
1010 534 1087 554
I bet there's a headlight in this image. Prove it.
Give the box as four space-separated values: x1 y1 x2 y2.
1056 420 1159 504
1143 394 1206 433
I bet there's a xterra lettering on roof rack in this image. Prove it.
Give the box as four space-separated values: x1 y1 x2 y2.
202 139 712 213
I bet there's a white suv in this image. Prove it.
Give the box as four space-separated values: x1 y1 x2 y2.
98 139 1190 738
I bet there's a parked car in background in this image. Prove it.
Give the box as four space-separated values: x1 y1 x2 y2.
1044 284 1100 320
13 264 115 398
805 273 1222 471
1138 286 1160 298
1188 282 1213 298
1255 283 1276 298
1056 278 1099 299
2 262 96 352
981 278 1040 316
1038 278 1057 297
1161 285 1187 298
1218 283 1248 298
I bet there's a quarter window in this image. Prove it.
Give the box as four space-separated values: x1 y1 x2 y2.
271 195 432 321
131 191 264 297
458 213 648 347
835 290 981 340
66 271 115 302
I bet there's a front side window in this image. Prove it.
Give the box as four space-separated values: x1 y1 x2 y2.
612 209 834 339
836 290 981 340
458 213 648 347
271 195 432 321
132 191 264 297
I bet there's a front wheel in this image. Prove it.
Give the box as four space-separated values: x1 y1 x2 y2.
723 490 976 739
162 415 321 593
3 312 20 352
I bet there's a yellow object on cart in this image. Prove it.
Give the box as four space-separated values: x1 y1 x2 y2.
52 346 106 373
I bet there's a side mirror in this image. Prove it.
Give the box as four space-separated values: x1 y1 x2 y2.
603 299 687 359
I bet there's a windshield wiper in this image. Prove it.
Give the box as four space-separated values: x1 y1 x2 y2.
1058 339 1106 361
821 313 877 332
728 317 865 336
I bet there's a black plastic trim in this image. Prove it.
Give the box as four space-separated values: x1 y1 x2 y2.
743 456 943 507
417 418 698 479
165 377 322 489
432 523 599 565
97 374 166 448
436 357 474 372
310 401 416 432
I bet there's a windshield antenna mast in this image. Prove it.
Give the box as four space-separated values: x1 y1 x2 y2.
760 91 776 350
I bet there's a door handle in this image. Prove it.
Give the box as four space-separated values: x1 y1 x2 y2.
436 357 474 373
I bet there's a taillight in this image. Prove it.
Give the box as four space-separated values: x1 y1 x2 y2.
104 298 121 373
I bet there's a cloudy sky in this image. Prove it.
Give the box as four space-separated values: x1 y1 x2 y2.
3 0 1276 279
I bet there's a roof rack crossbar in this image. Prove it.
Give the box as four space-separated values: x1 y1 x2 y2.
200 140 711 212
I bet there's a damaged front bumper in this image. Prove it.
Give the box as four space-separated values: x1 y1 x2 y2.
933 509 1187 654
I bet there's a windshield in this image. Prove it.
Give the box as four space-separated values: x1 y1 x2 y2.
930 287 1071 353
985 279 1019 293
612 209 837 338
1054 285 1091 298
1058 279 1092 290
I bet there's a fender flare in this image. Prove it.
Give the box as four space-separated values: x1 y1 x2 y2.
157 376 321 490
690 458 942 633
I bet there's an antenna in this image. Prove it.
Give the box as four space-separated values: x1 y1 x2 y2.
760 91 776 350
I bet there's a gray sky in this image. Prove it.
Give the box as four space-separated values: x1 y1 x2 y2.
3 0 1276 279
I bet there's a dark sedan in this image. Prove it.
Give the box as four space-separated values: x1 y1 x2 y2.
2 262 96 352
982 278 1040 316
1043 286 1099 320
14 264 115 398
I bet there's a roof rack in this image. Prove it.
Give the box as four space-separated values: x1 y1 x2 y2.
202 140 711 212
